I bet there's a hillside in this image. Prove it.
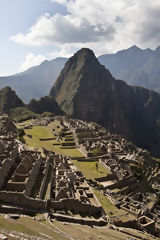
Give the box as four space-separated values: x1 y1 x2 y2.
50 48 160 157
27 95 63 115
1 46 160 104
98 45 160 93
0 58 67 102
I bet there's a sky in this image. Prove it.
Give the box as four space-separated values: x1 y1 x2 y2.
0 0 160 76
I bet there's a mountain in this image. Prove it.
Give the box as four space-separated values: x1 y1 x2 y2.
50 48 160 157
27 96 63 115
98 45 160 93
0 86 63 121
0 86 24 112
1 45 160 104
0 58 67 103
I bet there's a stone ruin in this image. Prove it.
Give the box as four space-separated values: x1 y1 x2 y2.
0 114 105 226
0 113 160 236
63 117 160 236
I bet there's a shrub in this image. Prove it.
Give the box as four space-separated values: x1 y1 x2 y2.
92 148 103 157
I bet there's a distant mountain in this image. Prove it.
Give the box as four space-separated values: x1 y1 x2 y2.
98 45 160 93
0 58 67 103
50 48 160 157
1 45 160 104
0 86 24 112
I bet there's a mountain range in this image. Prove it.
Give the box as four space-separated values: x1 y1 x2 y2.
99 45 160 93
0 46 160 103
0 47 160 157
0 58 67 102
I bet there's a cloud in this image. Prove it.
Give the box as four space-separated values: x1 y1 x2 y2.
49 46 75 58
51 0 68 4
20 53 46 71
11 12 115 46
11 0 160 54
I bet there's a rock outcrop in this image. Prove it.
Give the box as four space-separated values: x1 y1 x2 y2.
0 86 24 112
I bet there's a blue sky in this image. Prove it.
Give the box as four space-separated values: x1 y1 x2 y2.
0 0 67 75
0 0 160 76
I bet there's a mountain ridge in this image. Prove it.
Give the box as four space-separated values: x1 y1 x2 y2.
0 45 160 103
0 57 67 102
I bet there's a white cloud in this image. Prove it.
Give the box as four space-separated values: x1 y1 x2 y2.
51 0 68 4
49 46 74 58
11 0 160 54
20 53 46 71
11 12 115 46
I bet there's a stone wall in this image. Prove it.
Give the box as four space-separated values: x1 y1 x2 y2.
99 159 111 172
0 191 46 211
49 198 104 217
50 213 106 226
105 174 136 190
0 147 18 189
39 138 56 141
6 181 26 192
39 159 50 199
95 173 117 182
25 156 43 196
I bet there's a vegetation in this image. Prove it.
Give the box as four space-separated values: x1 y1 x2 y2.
72 160 110 180
27 95 63 115
0 215 68 240
9 107 38 122
77 132 97 139
24 125 83 157
92 147 103 156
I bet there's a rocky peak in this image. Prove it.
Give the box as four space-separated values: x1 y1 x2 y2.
50 48 160 157
50 48 114 115
0 86 24 112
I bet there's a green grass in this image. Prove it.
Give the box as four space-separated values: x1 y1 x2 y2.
9 107 38 122
92 189 116 216
0 216 40 237
0 215 68 240
93 189 136 221
72 160 110 180
24 125 83 157
53 220 149 240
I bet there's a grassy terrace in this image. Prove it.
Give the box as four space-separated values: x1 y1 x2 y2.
0 214 153 240
22 120 136 223
23 122 118 215
92 189 135 221
0 215 68 240
53 220 153 240
72 160 110 180
24 125 83 157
